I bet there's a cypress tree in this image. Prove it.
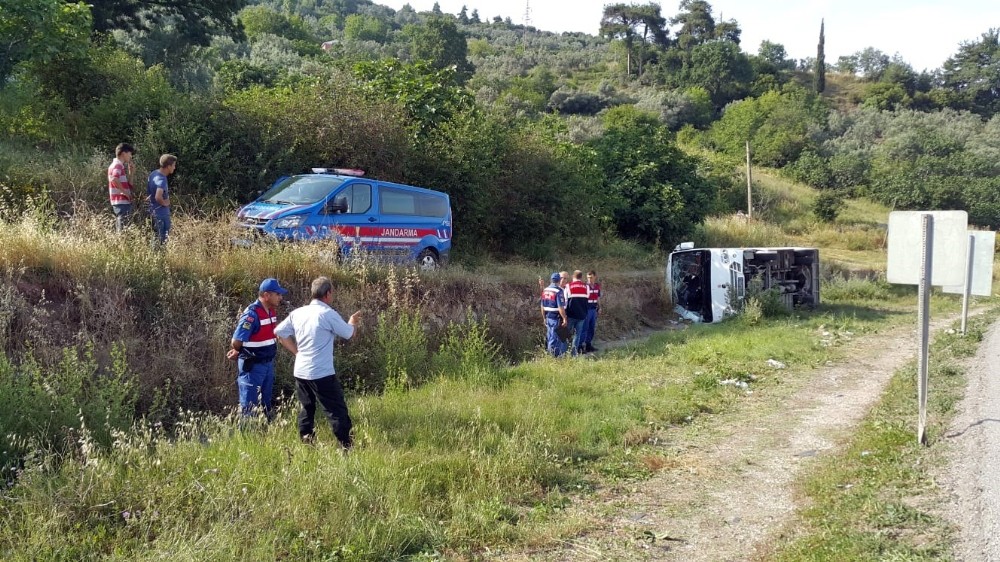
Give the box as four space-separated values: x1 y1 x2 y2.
815 19 826 93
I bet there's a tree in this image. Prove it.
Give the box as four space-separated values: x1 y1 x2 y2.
0 0 91 83
81 0 247 44
457 5 468 24
600 3 667 77
714 18 741 44
404 16 474 82
589 106 714 243
814 19 826 93
469 9 480 24
848 47 892 80
343 13 389 43
240 5 312 43
353 58 473 139
671 0 715 50
941 29 1000 117
758 40 794 71
684 40 753 106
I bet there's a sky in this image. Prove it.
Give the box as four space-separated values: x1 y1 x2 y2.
377 0 1000 72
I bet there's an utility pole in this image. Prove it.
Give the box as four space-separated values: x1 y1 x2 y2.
746 141 753 219
523 0 532 27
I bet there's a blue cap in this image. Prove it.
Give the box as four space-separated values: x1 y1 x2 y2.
550 272 561 282
259 278 288 295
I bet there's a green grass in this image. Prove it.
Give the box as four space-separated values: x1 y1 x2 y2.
0 284 964 560
695 167 893 273
763 305 1000 561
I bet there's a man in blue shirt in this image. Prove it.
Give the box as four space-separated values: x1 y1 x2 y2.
147 154 177 247
274 276 362 447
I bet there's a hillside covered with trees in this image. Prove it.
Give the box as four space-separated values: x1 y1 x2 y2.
3 0 1000 255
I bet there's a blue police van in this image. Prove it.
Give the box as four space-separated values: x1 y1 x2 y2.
235 168 452 268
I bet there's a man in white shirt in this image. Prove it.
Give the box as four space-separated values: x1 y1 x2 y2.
274 276 362 447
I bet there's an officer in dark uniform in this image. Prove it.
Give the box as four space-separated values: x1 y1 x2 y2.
227 278 288 419
540 272 568 357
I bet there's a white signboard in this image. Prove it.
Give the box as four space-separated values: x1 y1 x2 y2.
887 211 968 286
944 230 996 297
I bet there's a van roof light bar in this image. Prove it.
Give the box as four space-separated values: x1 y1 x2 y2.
310 168 366 177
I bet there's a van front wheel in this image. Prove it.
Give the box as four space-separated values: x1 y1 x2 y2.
417 249 440 270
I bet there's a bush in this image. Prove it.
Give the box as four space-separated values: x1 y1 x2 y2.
822 274 892 302
547 87 608 115
708 88 824 167
32 47 176 144
431 309 503 384
813 190 845 222
0 344 137 476
375 308 430 390
739 275 787 324
786 149 832 188
223 80 411 197
135 96 271 206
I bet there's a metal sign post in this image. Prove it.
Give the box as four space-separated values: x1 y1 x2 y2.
887 210 968 446
961 234 974 335
916 215 932 445
944 230 996 334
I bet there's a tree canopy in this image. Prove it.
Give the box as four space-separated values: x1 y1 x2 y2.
941 29 1000 116
81 0 247 44
1 0 91 82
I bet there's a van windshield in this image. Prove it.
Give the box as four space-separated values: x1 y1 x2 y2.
259 176 345 205
670 250 711 322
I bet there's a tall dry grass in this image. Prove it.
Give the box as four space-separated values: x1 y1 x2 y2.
0 207 667 415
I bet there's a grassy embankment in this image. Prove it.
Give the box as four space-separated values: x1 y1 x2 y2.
1 284 970 560
4 164 992 559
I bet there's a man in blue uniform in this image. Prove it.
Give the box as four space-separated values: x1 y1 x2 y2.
227 278 288 419
540 272 568 357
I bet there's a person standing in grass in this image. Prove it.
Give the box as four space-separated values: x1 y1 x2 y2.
227 278 288 421
582 270 602 353
540 272 568 357
147 154 176 247
565 270 590 356
274 276 362 448
107 143 135 232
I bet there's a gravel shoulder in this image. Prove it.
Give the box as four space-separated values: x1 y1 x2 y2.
940 320 1000 561
498 314 969 562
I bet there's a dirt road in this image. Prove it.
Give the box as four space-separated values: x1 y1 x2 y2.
942 321 1000 561
500 314 970 562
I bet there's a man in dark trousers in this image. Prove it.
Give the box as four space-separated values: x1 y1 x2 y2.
582 270 602 353
540 272 568 357
565 270 590 356
275 276 362 448
227 278 287 420
147 154 176 247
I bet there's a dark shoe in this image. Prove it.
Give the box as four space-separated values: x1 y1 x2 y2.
586 344 597 352
300 433 316 445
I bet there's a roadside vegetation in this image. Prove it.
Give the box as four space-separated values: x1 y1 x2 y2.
1 274 970 560
3 0 1000 559
763 308 1000 561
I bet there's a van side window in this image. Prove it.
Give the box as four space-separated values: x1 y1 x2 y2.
379 186 447 217
343 184 371 214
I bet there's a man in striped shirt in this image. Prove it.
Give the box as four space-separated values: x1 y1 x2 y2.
107 143 135 232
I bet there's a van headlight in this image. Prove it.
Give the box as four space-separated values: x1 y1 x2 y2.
273 215 304 229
